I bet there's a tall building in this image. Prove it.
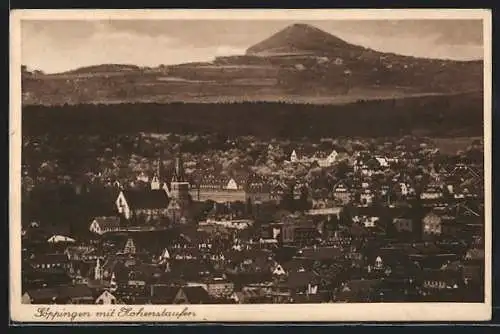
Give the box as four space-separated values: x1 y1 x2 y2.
151 155 169 193
167 152 191 223
94 258 103 280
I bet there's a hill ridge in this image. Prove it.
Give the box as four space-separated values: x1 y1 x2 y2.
247 23 368 56
20 22 483 105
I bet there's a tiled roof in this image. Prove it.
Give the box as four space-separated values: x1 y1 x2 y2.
24 287 59 302
122 189 170 209
59 285 92 298
93 216 121 228
150 285 179 302
282 258 312 274
298 247 343 261
181 286 211 304
30 253 69 264
282 271 319 289
25 285 93 303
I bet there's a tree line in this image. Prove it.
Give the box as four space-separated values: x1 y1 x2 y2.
22 92 483 139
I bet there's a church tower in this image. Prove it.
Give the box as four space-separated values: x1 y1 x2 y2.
151 156 163 190
170 152 190 201
94 258 103 281
168 151 191 223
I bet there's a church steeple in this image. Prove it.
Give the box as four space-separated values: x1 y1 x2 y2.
158 155 165 178
168 150 191 223
151 155 166 190
94 258 103 280
172 152 186 183
109 272 117 292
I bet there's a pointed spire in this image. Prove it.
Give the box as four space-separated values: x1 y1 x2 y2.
109 272 117 292
173 151 185 182
94 258 102 280
157 156 161 178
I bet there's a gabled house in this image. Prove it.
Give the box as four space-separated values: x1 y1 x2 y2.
272 264 287 276
289 149 299 163
420 184 444 203
173 286 211 304
359 189 374 207
422 208 452 239
22 288 59 304
22 285 94 304
353 215 379 228
225 178 240 190
89 216 121 235
332 181 351 205
123 238 137 255
149 285 180 304
201 278 235 298
392 217 413 233
95 290 118 304
449 164 481 183
313 149 339 167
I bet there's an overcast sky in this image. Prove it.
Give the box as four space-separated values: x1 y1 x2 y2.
21 19 484 74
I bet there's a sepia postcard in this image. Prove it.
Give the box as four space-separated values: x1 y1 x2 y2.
10 9 492 323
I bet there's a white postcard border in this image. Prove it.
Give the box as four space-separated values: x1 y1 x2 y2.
9 9 492 322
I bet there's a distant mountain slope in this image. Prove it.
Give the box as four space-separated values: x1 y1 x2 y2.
62 64 141 75
246 23 365 56
21 23 483 106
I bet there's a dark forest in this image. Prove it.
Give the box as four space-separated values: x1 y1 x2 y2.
22 92 483 139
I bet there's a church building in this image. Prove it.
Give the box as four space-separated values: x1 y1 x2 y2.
114 152 192 224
